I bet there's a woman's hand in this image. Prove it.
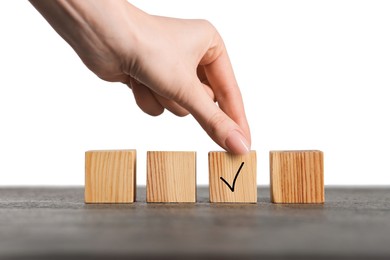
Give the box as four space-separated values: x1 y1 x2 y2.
30 0 251 154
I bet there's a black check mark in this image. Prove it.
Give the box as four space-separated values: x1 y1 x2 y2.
219 162 245 192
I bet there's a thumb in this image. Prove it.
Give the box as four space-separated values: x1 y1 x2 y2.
182 81 251 154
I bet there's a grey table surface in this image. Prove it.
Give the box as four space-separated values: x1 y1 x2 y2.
0 186 389 260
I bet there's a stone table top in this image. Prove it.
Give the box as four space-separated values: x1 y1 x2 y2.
0 186 389 259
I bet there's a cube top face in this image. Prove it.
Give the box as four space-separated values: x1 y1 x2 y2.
209 151 257 203
270 150 324 204
147 151 196 203
271 150 322 153
85 150 136 203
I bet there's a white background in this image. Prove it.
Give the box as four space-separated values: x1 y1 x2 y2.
0 1 389 186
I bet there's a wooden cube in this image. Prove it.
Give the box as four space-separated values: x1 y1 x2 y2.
147 151 196 203
209 151 257 203
270 150 324 203
85 150 136 203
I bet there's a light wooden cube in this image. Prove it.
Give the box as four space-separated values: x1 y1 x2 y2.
209 151 257 203
147 151 196 203
85 150 136 203
270 150 324 204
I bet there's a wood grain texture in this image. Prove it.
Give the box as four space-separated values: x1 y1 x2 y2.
209 151 257 203
85 150 136 203
147 151 196 203
270 150 324 204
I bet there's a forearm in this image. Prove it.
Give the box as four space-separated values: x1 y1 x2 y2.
29 0 144 79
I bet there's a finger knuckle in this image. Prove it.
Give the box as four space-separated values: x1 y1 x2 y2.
207 111 229 136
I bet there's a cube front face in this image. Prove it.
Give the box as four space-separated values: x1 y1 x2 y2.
270 150 324 204
209 151 257 203
85 150 136 203
147 151 196 203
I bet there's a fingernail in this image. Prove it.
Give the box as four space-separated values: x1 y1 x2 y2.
225 130 250 154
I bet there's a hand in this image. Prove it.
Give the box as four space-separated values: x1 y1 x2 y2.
30 0 251 154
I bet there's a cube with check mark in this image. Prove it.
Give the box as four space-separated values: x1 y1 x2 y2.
209 151 257 203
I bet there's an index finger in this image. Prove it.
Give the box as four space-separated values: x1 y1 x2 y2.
202 41 251 145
